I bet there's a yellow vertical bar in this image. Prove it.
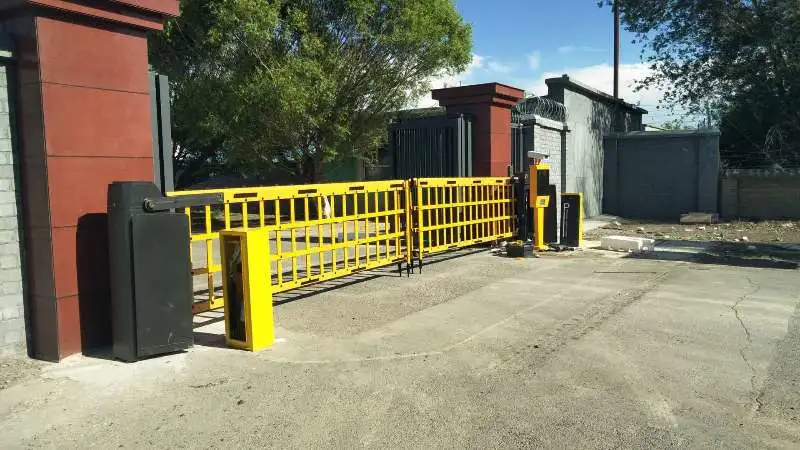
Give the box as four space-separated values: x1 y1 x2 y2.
259 199 265 228
343 194 349 270
275 199 282 286
394 189 400 259
354 193 360 267
447 186 453 245
317 196 324 275
224 203 231 230
330 195 337 271
483 185 489 238
489 185 494 237
184 207 192 272
203 205 213 307
417 183 424 259
304 197 311 279
373 191 380 261
433 187 439 249
404 181 412 265
363 192 369 264
383 190 389 261
242 202 249 230
290 198 297 282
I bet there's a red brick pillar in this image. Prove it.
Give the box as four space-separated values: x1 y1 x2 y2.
432 83 524 177
0 1 179 360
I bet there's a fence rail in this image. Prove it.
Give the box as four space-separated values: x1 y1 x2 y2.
169 177 517 313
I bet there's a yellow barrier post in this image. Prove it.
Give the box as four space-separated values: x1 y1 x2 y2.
220 229 274 351
533 195 551 251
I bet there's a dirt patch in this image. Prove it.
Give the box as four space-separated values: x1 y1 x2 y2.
0 355 44 390
586 219 800 244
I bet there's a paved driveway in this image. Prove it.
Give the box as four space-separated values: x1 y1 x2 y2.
2 245 799 448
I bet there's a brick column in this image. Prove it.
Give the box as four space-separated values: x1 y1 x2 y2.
432 83 524 177
0 1 179 360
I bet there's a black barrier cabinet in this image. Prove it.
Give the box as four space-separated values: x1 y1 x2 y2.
108 182 193 361
561 193 582 247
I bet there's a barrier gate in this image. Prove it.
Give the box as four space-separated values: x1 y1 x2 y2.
167 176 537 351
168 180 412 313
411 177 515 270
168 177 519 314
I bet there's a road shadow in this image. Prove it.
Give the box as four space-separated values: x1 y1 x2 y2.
624 239 800 270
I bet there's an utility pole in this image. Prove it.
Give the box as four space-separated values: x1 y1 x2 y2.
613 0 620 101
613 0 621 131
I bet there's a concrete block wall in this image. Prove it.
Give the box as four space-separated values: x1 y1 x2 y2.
603 130 721 220
532 118 567 193
0 62 26 356
720 170 800 219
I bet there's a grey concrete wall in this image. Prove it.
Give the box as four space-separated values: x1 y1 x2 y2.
0 57 26 356
603 130 721 220
720 170 800 219
546 76 645 217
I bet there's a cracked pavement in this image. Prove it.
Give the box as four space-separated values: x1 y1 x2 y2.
1 247 800 449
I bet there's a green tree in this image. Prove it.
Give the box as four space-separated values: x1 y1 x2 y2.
150 0 472 185
601 0 800 168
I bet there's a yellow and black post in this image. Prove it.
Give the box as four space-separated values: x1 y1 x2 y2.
220 228 275 351
528 151 553 251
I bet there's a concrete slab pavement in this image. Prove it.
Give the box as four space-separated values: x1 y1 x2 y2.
1 248 799 448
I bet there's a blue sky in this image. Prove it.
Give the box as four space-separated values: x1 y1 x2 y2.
418 0 677 124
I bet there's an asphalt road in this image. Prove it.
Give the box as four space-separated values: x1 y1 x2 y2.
2 246 799 449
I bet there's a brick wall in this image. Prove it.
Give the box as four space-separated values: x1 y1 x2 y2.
0 61 26 356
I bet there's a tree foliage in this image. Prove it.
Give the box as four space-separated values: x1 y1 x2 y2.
150 0 472 185
601 0 800 168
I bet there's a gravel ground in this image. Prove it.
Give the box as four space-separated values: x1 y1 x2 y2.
0 355 43 391
586 218 800 244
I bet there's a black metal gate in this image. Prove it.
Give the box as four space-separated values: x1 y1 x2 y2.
388 113 473 178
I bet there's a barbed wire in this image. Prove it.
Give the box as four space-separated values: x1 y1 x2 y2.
512 95 567 123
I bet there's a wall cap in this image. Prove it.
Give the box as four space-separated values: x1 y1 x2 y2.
432 82 525 109
0 0 179 31
546 74 648 114
604 130 721 140
723 168 800 177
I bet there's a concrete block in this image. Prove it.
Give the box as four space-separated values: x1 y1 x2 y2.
0 268 22 283
0 151 12 165
0 252 20 268
0 200 16 217
0 164 13 179
0 305 20 320
680 213 719 224
4 328 24 345
0 242 21 258
0 229 19 242
601 235 655 253
0 293 22 309
0 178 15 191
0 217 19 230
